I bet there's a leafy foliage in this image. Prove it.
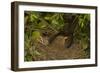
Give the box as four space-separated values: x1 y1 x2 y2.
24 11 90 61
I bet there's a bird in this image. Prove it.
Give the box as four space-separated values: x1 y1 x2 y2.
48 14 79 48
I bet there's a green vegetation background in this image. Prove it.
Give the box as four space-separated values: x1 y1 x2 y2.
24 11 90 61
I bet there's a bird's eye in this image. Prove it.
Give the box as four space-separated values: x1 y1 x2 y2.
42 32 48 36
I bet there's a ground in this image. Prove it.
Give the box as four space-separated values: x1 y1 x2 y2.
32 35 89 61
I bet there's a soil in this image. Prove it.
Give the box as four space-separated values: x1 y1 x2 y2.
32 36 89 61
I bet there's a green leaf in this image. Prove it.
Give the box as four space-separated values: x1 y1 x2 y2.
81 38 88 49
32 31 41 42
37 22 46 29
44 17 50 20
32 14 38 19
81 22 84 28
52 20 58 24
34 50 41 56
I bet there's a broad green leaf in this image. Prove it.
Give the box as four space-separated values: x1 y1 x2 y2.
32 31 41 42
